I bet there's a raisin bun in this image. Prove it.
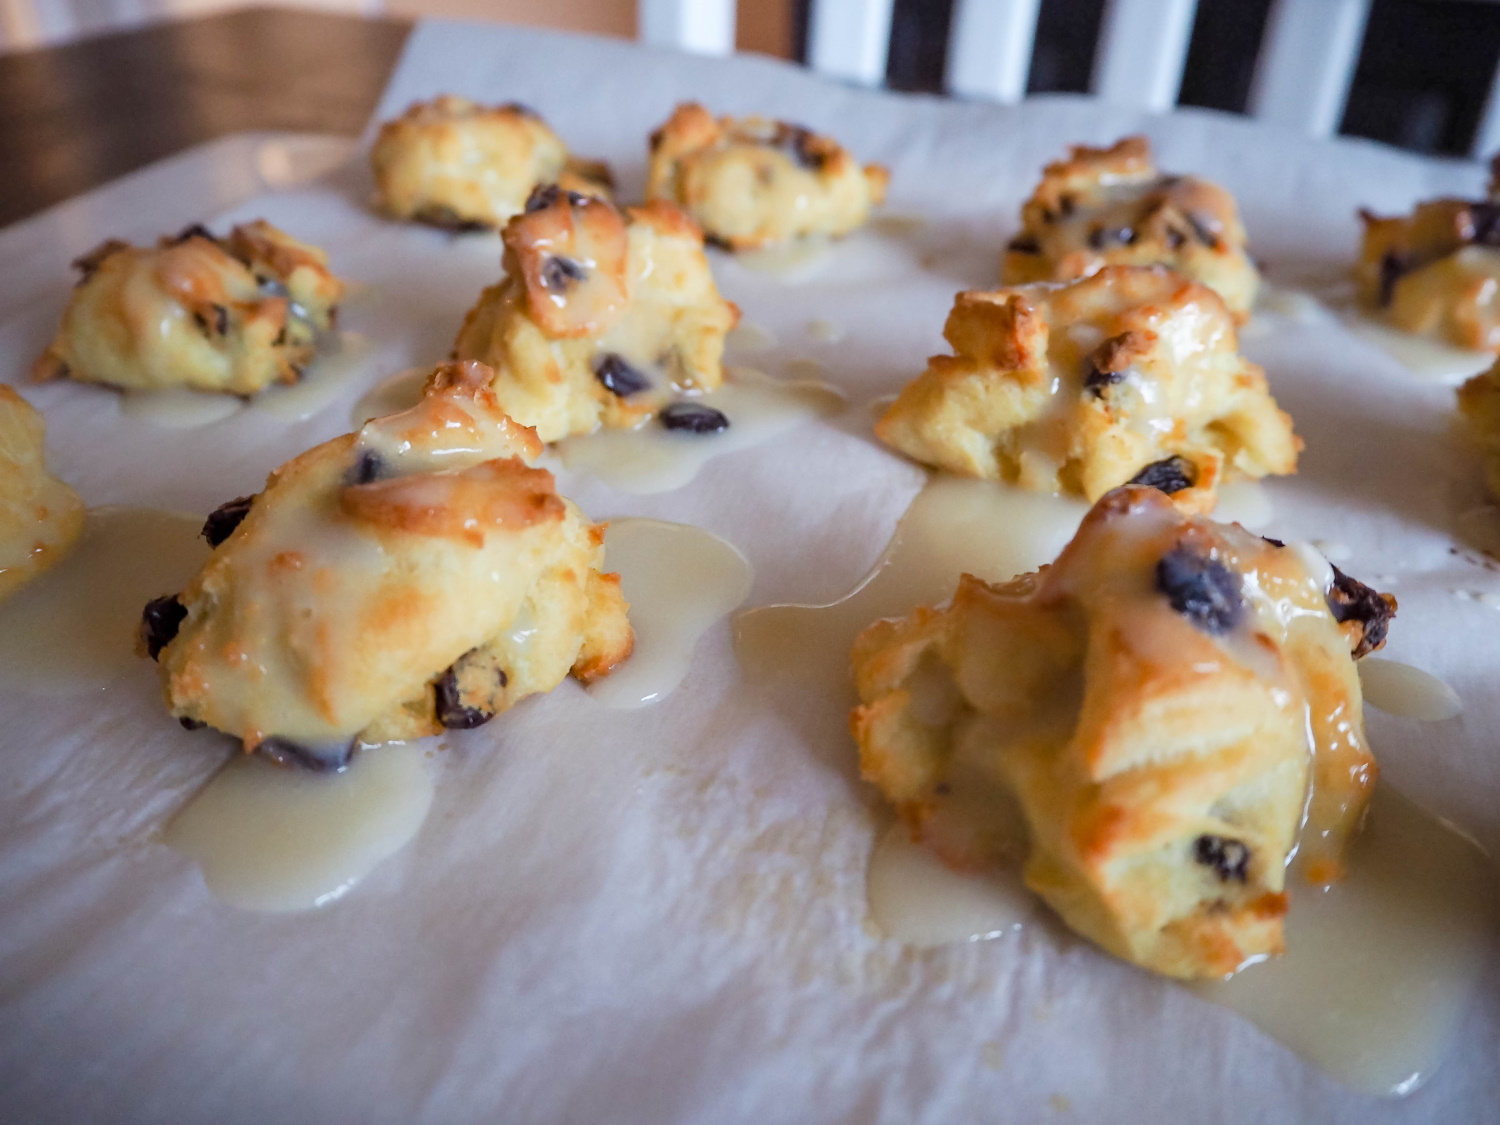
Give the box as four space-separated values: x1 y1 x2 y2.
32 222 343 396
141 361 632 768
875 266 1298 511
370 95 613 230
1458 361 1500 499
451 187 739 442
850 486 1395 979
0 387 85 602
1002 136 1259 323
1356 184 1500 351
645 102 889 250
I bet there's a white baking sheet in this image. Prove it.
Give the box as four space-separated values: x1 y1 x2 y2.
2 20 1498 1125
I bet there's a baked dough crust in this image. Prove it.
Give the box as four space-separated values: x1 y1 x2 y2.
850 486 1392 979
1356 196 1500 351
1002 136 1259 323
452 189 739 442
145 361 632 765
1458 361 1500 498
371 96 611 230
32 222 343 396
0 387 85 602
875 266 1298 508
645 102 889 250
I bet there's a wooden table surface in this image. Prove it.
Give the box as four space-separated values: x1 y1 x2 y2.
0 6 411 230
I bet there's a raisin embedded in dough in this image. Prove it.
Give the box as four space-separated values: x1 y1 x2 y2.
452 190 739 442
1001 136 1259 322
850 486 1392 978
875 266 1299 509
646 102 889 250
31 222 343 396
143 361 633 765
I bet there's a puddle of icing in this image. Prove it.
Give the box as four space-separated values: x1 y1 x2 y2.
117 331 370 428
248 331 376 421
726 321 778 354
350 366 427 426
1255 286 1334 326
556 367 846 495
587 518 752 709
1358 658 1463 721
734 476 1087 692
1348 319 1493 384
163 742 433 912
119 387 243 429
1213 479 1274 530
871 213 928 237
867 823 1034 947
806 318 846 344
1193 787 1498 1096
0 507 207 694
867 391 899 418
783 357 831 381
729 235 833 280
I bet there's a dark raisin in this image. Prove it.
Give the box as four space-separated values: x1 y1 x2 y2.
416 205 490 233
541 254 588 292
1184 213 1220 249
171 223 216 245
1057 194 1076 217
1378 251 1410 308
593 353 652 397
1194 835 1250 882
1083 365 1124 396
212 304 228 335
1468 201 1500 247
1327 566 1397 659
1156 545 1244 634
523 184 588 213
1006 235 1041 254
1088 226 1136 249
1128 456 1197 494
434 667 496 730
1261 536 1286 549
345 449 386 486
659 402 730 434
179 716 206 731
773 123 825 171
704 233 735 252
1166 227 1187 250
255 737 354 772
499 101 539 119
140 595 188 660
192 312 210 335
202 495 254 547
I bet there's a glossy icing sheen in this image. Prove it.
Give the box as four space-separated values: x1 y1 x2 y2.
155 362 630 754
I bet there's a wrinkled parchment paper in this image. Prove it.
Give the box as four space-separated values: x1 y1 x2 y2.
2 21 1498 1125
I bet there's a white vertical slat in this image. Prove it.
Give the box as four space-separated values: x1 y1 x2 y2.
1474 60 1500 158
1248 0 1372 137
1091 0 1199 113
638 0 736 56
945 0 1043 103
808 0 896 86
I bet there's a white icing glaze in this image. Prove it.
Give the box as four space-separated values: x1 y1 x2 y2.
1255 286 1334 325
0 507 206 694
1213 479 1274 530
163 742 433 912
248 331 375 421
726 321 777 354
556 367 846 494
783 357 831 381
1309 538 1351 562
586 518 751 709
1348 319 1493 383
734 475 1087 692
806 318 846 343
871 213 927 237
119 387 243 429
1358 658 1463 721
866 823 1034 947
728 235 832 279
350 366 427 426
1193 787 1497 1096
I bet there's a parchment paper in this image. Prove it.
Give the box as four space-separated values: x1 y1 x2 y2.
1 20 1497 1125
